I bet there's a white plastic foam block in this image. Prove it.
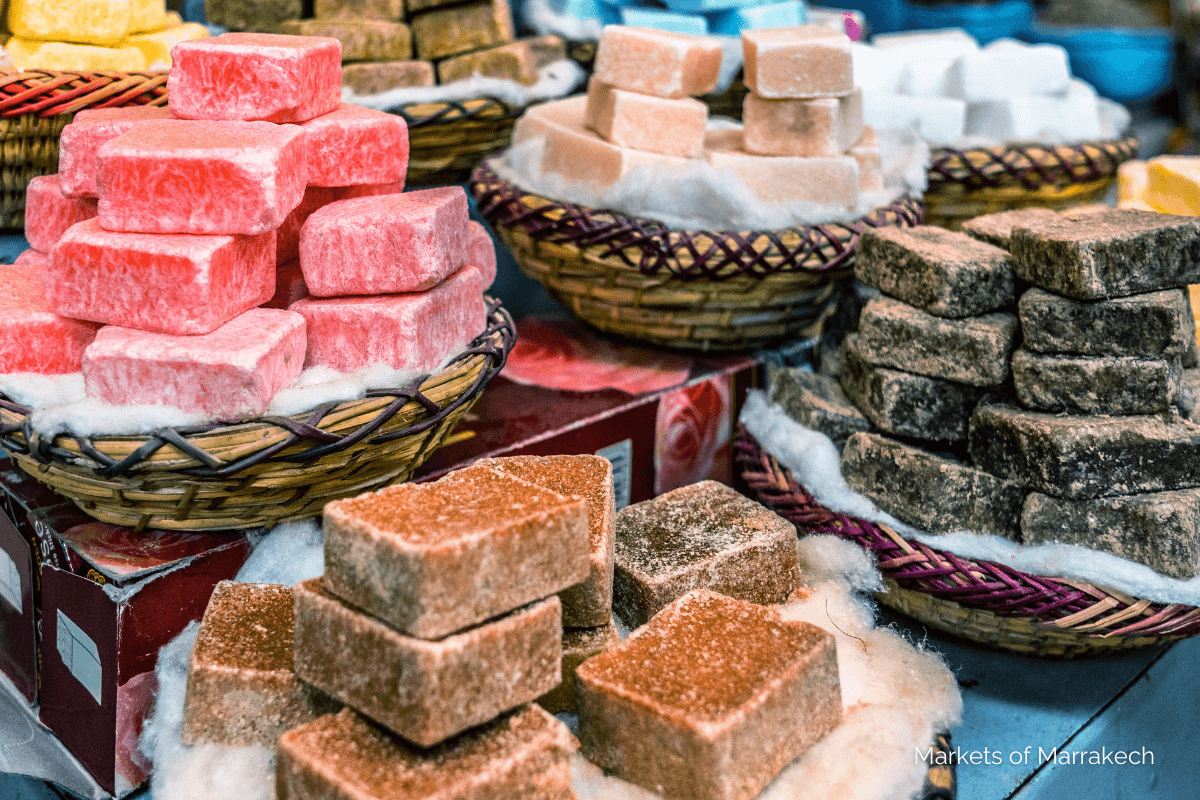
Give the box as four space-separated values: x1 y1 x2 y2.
965 79 1103 143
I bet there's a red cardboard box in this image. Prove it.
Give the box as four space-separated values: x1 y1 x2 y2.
415 316 763 504
0 459 74 705
0 466 252 796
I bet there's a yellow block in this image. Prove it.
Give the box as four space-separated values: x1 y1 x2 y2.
126 21 207 67
9 0 133 46
1116 160 1148 204
5 35 44 68
1146 156 1200 217
164 10 183 26
130 0 167 34
19 40 147 71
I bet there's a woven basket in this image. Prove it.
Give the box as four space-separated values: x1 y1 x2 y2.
396 97 531 187
923 137 1139 229
0 299 514 532
735 427 1200 658
0 69 168 228
471 159 924 352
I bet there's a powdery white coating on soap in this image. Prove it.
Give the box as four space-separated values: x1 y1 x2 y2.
740 388 1200 607
292 264 485 372
49 219 276 335
169 33 342 123
298 103 409 187
82 308 307 418
299 187 469 296
23 175 98 252
96 119 307 235
57 106 174 197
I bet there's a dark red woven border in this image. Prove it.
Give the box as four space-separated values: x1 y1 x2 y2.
927 138 1139 192
735 427 1200 638
470 160 924 279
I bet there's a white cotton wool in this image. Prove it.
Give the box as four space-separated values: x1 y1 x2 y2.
234 519 324 587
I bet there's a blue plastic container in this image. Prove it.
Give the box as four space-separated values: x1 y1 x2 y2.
1026 22 1174 103
901 0 1033 45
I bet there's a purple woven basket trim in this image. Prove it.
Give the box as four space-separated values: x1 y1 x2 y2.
926 137 1139 191
734 428 1200 639
469 160 924 280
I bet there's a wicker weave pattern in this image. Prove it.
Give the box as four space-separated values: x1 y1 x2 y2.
927 137 1138 191
395 97 524 186
735 428 1200 655
0 300 514 531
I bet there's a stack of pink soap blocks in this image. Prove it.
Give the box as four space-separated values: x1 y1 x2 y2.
514 24 883 210
5 32 498 421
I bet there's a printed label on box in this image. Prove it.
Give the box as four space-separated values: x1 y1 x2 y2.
596 439 633 511
0 548 20 613
56 608 102 705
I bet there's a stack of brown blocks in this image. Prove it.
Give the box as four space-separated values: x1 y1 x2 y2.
209 0 566 95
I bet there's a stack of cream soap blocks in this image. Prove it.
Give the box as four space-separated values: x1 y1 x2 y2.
514 23 881 210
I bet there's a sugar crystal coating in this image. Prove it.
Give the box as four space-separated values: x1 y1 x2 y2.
276 706 575 800
577 590 842 800
613 481 800 628
49 219 276 335
298 103 409 187
293 579 562 747
479 454 616 628
299 186 468 296
82 308 306 418
96 119 307 235
322 463 590 639
0 263 99 375
291 264 486 372
57 106 175 198
168 33 342 123
182 581 336 747
23 175 98 253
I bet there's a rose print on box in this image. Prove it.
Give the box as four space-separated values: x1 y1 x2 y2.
654 375 733 495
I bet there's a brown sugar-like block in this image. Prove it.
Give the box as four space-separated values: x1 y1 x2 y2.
314 0 404 21
207 0 301 33
1011 348 1182 416
478 454 616 628
410 0 516 61
1022 490 1200 580
437 40 539 85
536 619 620 714
612 481 800 629
841 432 1025 540
856 226 1015 318
276 705 576 800
527 34 567 68
969 399 1200 499
769 367 872 452
577 590 842 800
293 579 562 748
342 60 436 94
280 18 412 62
1008 208 1200 300
961 207 1062 250
323 463 589 639
181 582 337 747
855 296 1018 387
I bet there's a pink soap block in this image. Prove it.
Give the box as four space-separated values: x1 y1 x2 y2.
276 185 342 266
300 103 409 187
14 249 48 268
0 262 99 375
742 25 854 99
593 26 722 99
265 259 310 310
336 179 407 199
49 219 276 335
83 308 307 418
585 78 707 158
169 33 342 123
57 106 174 198
290 265 485 372
24 175 99 253
96 119 307 235
299 186 469 297
467 220 496 289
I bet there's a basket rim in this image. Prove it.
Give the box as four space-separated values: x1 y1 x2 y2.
735 426 1200 640
470 158 925 279
0 297 515 481
927 135 1139 191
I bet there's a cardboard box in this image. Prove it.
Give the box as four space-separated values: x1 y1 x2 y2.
415 316 763 505
0 465 252 796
